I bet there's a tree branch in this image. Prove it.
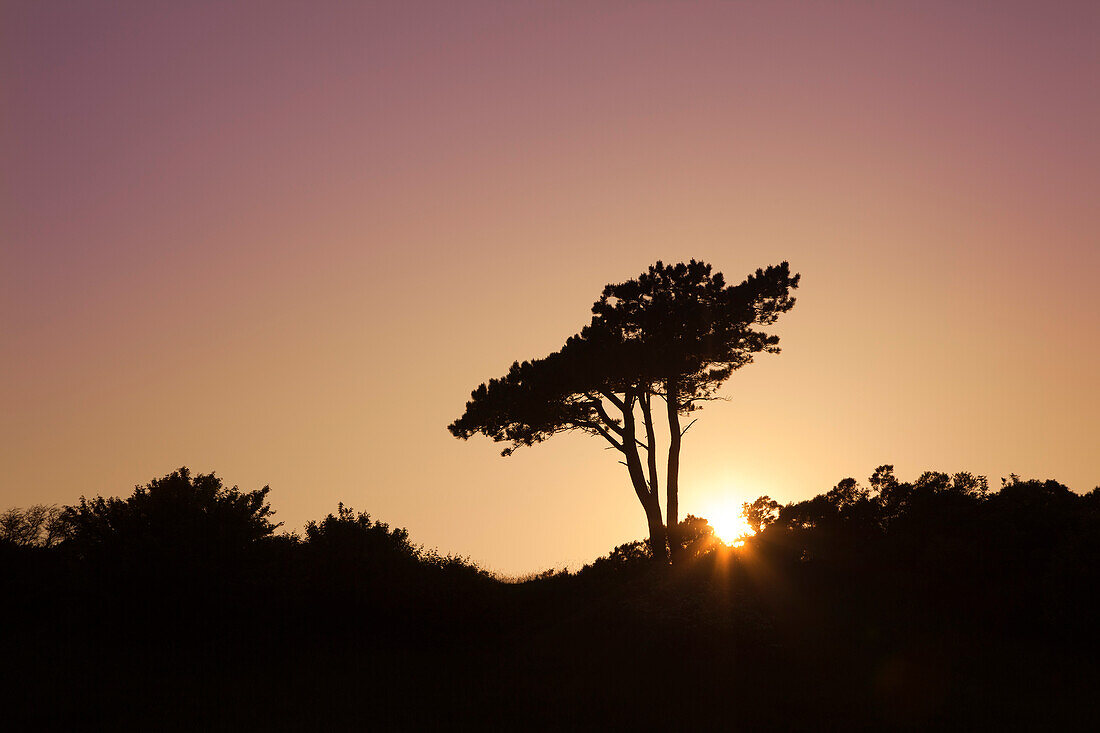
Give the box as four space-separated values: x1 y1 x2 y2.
575 420 624 452
583 393 625 436
598 389 627 412
594 425 625 452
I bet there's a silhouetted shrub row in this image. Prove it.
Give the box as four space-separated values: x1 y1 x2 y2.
3 465 1098 729
753 468 1100 637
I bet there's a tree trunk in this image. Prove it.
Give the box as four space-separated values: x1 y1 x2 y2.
645 501 669 565
621 390 669 564
665 377 682 561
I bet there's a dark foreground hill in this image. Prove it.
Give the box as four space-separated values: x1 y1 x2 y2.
3 468 1098 730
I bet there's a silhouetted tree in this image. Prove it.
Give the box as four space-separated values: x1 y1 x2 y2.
0 505 67 548
742 496 781 534
449 260 799 562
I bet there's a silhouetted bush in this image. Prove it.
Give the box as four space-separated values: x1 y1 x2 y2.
305 503 417 562
61 467 279 566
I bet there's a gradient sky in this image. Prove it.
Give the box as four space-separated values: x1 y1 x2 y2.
3 1 1098 574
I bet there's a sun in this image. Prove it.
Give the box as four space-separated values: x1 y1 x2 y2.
705 500 756 546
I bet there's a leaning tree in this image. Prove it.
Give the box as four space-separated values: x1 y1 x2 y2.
448 260 799 563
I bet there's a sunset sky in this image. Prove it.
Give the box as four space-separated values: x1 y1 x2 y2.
3 1 1098 574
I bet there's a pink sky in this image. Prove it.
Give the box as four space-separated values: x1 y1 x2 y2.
3 1 1098 573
